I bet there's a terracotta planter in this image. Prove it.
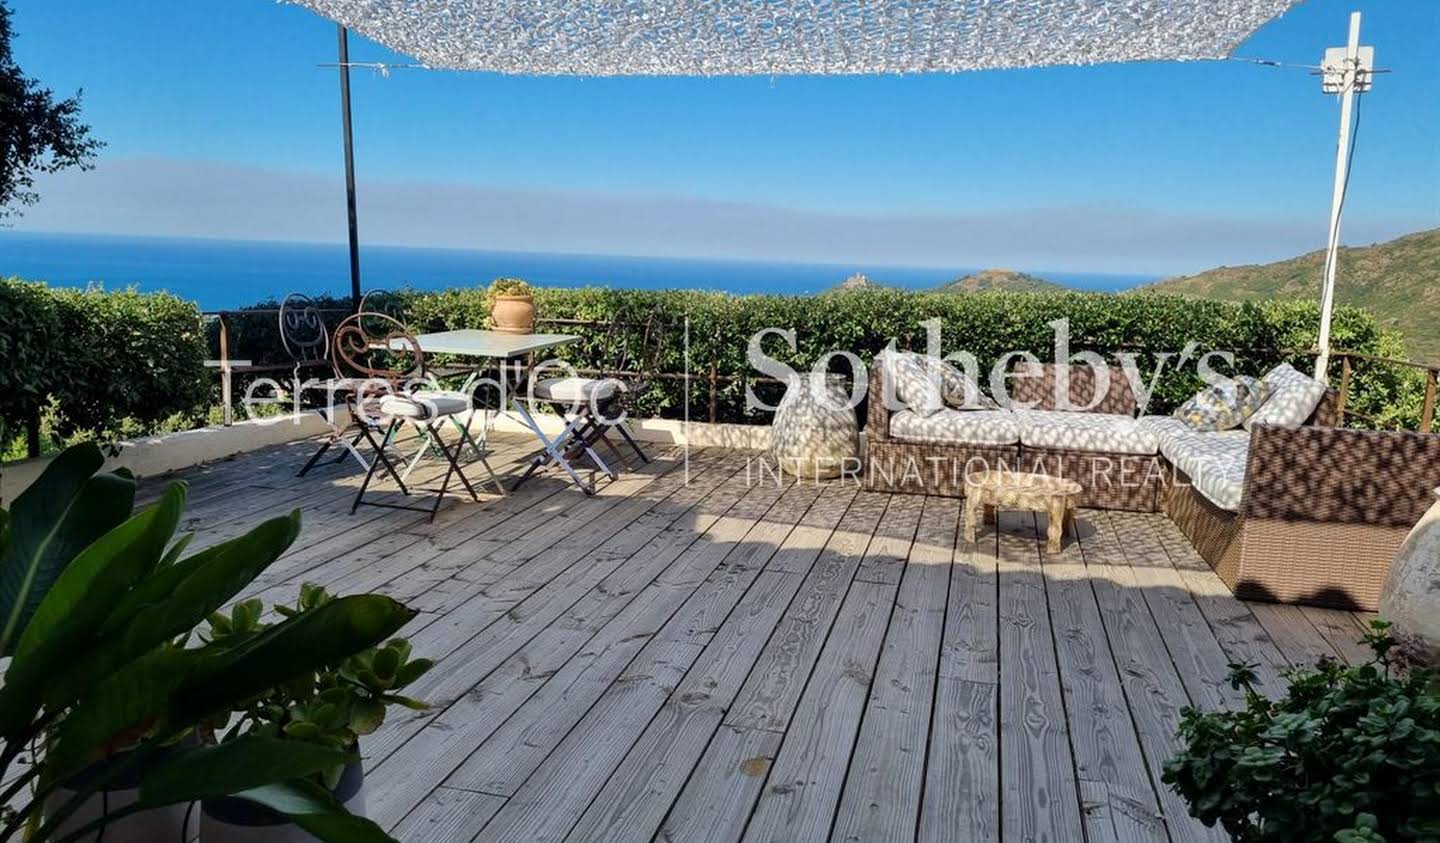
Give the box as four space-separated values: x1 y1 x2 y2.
490 294 535 335
1380 488 1440 665
45 746 197 843
200 760 366 843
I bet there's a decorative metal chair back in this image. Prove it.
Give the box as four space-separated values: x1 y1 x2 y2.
603 314 663 406
331 312 426 389
278 293 330 370
357 289 407 336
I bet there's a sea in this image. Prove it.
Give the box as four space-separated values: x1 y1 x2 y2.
0 231 1157 311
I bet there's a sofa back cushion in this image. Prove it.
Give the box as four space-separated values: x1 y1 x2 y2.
1243 362 1329 430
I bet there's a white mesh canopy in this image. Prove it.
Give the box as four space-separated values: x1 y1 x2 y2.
288 0 1300 76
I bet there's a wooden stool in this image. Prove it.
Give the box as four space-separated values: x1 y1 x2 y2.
963 469 1082 553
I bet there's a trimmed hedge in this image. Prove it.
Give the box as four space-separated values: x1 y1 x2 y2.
398 286 1405 424
2 279 1419 455
0 279 210 451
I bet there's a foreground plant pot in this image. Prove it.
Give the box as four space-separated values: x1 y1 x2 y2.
44 746 197 843
490 294 535 334
199 760 365 843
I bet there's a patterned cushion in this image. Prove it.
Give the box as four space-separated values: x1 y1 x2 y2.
1161 429 1252 511
1243 362 1328 430
1014 410 1161 455
889 408 1020 446
902 352 999 411
1173 376 1270 432
880 348 945 417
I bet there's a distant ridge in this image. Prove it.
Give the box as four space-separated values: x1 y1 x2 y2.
937 268 1070 294
1147 228 1440 359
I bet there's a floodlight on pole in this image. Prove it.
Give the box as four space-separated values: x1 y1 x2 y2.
1313 11 1373 383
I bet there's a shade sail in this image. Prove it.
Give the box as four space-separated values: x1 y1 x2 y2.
288 0 1300 76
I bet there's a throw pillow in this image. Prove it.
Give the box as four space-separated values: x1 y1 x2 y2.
904 352 999 411
1173 375 1271 432
881 348 944 417
1243 362 1329 430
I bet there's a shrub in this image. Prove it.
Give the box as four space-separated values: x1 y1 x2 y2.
1162 621 1440 842
0 281 210 456
395 286 1402 424
47 287 210 438
0 278 61 438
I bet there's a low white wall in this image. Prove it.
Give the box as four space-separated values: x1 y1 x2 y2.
0 413 335 505
0 411 774 504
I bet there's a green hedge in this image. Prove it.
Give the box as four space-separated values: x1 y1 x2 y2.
396 286 1409 424
0 279 210 452
4 279 1419 456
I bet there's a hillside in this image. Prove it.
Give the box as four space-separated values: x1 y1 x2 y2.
1150 228 1440 360
937 268 1069 294
827 272 887 293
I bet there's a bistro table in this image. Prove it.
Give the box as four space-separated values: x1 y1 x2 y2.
390 329 610 494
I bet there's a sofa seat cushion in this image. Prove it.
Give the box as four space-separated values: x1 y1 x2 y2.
1161 430 1251 512
1014 410 1160 455
889 408 1020 446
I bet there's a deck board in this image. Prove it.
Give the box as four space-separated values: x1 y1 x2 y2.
126 436 1357 842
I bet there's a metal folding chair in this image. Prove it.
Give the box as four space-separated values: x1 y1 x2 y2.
333 312 498 520
280 293 391 478
511 315 662 492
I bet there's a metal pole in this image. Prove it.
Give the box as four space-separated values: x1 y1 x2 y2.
1313 11 1362 383
338 25 362 311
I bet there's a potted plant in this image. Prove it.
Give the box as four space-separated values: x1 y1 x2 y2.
0 443 418 842
1163 620 1440 842
197 584 433 843
486 277 535 334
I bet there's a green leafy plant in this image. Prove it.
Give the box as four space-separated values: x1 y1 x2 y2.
206 584 433 789
486 277 535 300
1163 621 1440 842
0 442 419 842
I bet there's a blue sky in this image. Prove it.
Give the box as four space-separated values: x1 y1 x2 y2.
4 0 1437 274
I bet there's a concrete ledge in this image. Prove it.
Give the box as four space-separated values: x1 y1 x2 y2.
0 412 774 504
0 413 335 505
483 413 771 451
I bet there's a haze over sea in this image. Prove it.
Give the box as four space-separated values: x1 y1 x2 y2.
0 232 1156 312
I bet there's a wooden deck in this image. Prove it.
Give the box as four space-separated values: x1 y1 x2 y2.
151 433 1375 842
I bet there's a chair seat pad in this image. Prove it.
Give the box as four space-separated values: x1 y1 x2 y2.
1160 429 1251 512
889 408 1021 446
534 377 618 403
1014 410 1159 455
378 390 472 420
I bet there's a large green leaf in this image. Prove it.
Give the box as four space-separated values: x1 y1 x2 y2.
14 482 184 663
37 510 302 715
46 647 200 778
170 595 416 725
0 443 135 656
0 482 177 736
138 737 357 805
219 779 395 843
99 510 300 641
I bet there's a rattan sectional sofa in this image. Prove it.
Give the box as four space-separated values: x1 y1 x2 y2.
863 356 1440 610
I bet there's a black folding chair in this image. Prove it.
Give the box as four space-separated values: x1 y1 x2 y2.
333 312 488 521
512 315 663 490
280 293 382 478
